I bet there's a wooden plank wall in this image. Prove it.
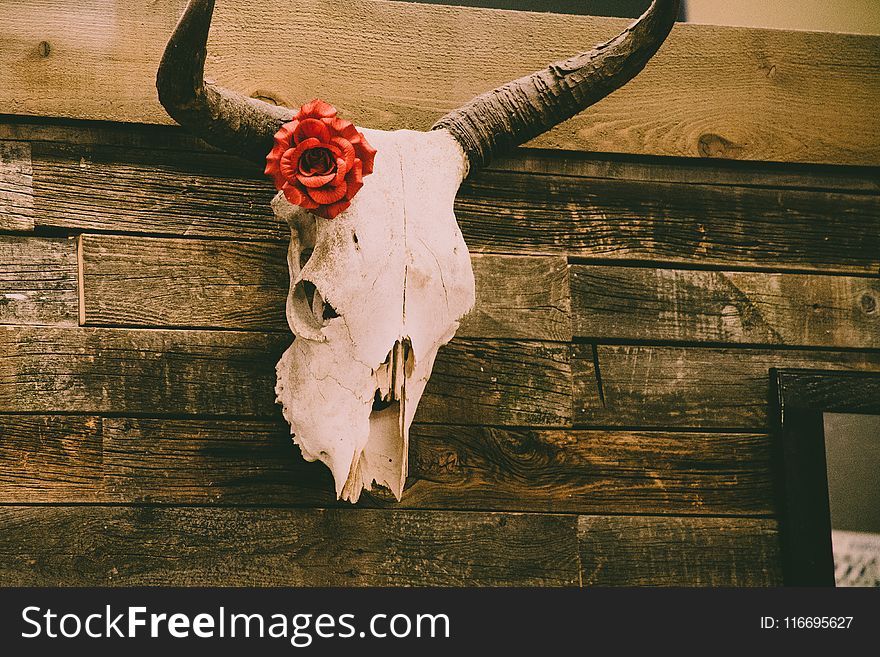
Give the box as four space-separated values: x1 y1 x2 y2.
1 1 879 586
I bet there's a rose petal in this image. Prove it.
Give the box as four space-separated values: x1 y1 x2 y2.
298 99 338 121
281 181 320 209
293 118 331 145
307 180 348 205
298 147 336 176
273 121 297 149
354 134 377 175
343 159 364 200
330 137 356 172
297 171 337 188
280 138 322 181
325 117 359 141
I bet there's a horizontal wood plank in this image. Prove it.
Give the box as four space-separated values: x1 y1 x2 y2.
574 344 880 429
0 416 774 515
5 119 879 192
79 235 572 340
457 171 880 272
0 235 78 326
0 142 33 230
572 266 880 348
1 1 878 165
29 142 880 273
578 515 781 586
0 506 579 586
0 327 571 425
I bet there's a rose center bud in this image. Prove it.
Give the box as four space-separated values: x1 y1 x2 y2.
299 147 335 176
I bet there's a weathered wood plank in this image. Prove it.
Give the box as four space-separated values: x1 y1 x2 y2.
574 344 880 429
0 327 571 425
0 235 78 326
31 142 880 272
457 171 880 273
79 235 572 340
0 506 580 586
0 142 33 230
572 266 880 348
6 119 880 192
578 515 781 586
1 1 878 165
30 142 284 240
0 415 103 502
0 416 774 515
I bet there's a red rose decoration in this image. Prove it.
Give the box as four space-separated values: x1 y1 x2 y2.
265 99 377 219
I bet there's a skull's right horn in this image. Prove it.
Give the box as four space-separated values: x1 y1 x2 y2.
432 0 680 173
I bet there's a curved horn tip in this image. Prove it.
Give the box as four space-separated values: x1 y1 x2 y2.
434 0 680 173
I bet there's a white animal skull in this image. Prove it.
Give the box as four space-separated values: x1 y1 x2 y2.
273 129 474 501
157 0 678 501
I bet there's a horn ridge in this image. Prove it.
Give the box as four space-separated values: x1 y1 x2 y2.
432 0 679 173
157 0 294 164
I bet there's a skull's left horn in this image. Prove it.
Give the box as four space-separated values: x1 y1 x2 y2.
156 0 294 164
432 0 679 173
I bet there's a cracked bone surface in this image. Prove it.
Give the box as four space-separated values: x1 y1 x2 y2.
274 128 475 502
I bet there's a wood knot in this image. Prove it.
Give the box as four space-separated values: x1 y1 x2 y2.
37 40 51 58
698 133 745 159
861 293 877 315
250 89 287 107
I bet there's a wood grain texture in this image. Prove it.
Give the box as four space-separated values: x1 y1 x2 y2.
578 515 782 586
30 141 880 273
30 142 283 240
6 118 880 193
0 327 572 425
79 235 572 340
575 344 880 429
457 171 880 272
0 141 33 230
0 416 774 515
0 235 78 326
0 415 103 502
1 1 878 164
572 266 880 348
0 506 580 586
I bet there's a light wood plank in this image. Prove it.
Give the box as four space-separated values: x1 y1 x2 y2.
0 506 580 586
0 235 78 326
0 416 774 515
0 142 33 230
578 515 781 586
574 344 880 429
572 266 880 348
1 1 878 164
79 235 572 340
0 327 571 425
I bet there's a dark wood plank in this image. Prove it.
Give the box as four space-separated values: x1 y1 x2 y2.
0 327 571 425
0 142 33 230
404 426 773 515
578 515 782 586
0 235 78 326
0 415 103 502
574 344 880 429
80 235 572 340
0 506 579 586
572 265 880 348
415 339 571 427
30 142 283 241
6 120 878 192
3 1 879 165
457 171 880 272
30 143 880 273
0 416 773 515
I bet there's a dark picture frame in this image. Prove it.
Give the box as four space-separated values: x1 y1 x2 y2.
771 369 880 586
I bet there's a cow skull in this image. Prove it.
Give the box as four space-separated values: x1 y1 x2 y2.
157 0 678 501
